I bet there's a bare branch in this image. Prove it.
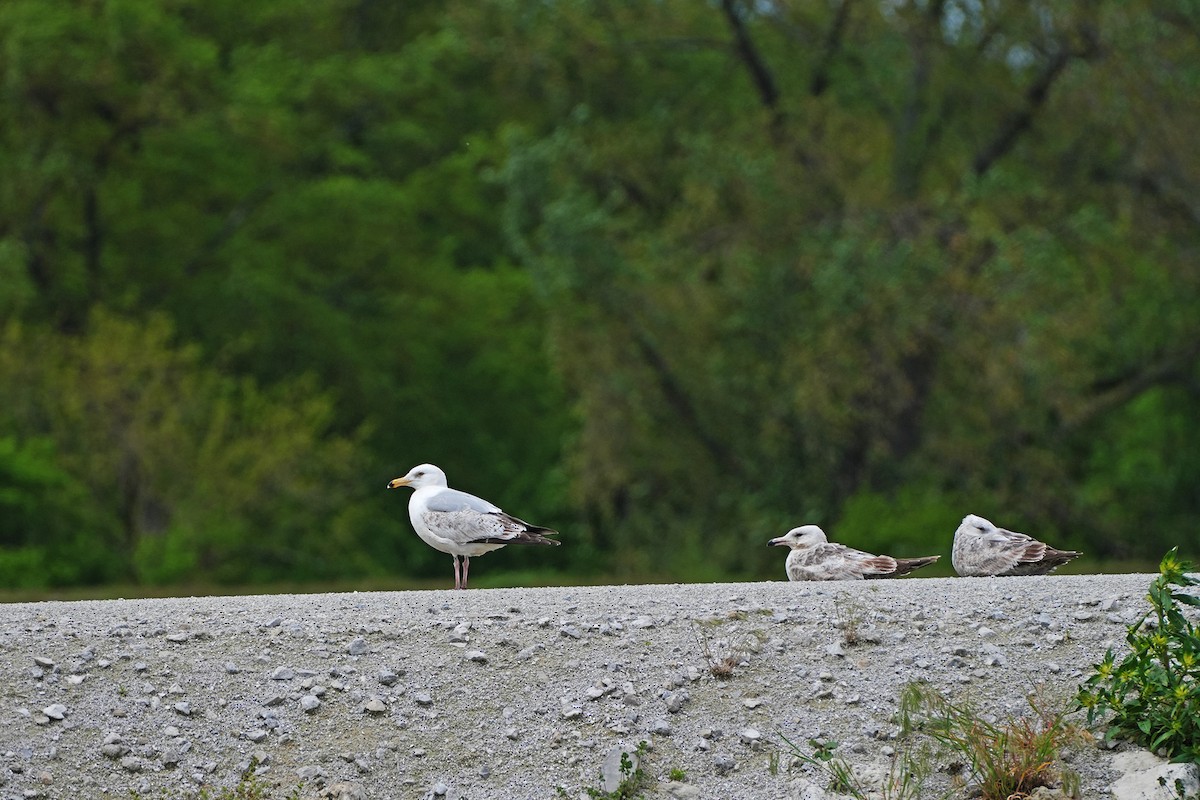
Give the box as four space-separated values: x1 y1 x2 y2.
810 0 853 97
719 0 783 133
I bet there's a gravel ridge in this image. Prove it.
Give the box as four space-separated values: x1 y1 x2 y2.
0 574 1156 799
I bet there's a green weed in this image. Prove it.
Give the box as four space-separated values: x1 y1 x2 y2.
833 592 866 646
781 735 934 800
900 683 1082 800
1077 547 1200 765
557 741 651 800
128 758 302 800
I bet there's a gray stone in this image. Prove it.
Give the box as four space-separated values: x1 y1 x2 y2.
363 698 387 714
712 753 736 774
377 668 401 686
322 783 369 800
300 695 321 713
738 728 762 745
466 650 487 663
515 644 543 661
42 704 67 720
298 765 327 781
347 637 369 655
270 666 294 680
101 743 130 759
600 746 640 794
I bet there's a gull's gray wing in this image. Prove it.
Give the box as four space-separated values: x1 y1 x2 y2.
957 527 1043 575
420 488 558 547
423 487 502 515
790 543 894 580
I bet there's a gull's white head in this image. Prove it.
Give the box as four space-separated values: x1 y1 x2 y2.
768 525 828 549
387 463 448 491
958 514 994 535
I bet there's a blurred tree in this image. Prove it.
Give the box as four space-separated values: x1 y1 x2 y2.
1 0 1196 588
0 311 366 585
496 0 1200 571
0 0 571 586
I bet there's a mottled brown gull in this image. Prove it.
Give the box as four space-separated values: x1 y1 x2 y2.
951 513 1081 576
386 463 559 589
767 525 940 581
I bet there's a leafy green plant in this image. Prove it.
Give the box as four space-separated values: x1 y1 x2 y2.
901 683 1082 800
1078 547 1200 764
557 741 651 800
666 767 686 781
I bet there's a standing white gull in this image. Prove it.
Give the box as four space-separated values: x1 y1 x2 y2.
387 463 559 589
952 513 1081 576
768 525 940 581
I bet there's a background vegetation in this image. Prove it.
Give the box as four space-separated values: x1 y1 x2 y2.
1 0 1197 593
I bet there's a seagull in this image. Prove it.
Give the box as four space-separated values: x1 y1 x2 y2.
386 463 559 589
767 525 940 581
951 513 1081 576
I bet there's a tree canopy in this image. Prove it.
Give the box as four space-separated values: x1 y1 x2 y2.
1 0 1197 589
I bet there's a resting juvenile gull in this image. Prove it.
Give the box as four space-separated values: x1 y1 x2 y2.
767 525 940 581
951 513 1081 577
386 463 559 589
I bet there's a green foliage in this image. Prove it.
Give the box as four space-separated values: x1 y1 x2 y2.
0 311 366 586
1078 548 1200 765
129 757 302 800
0 435 120 586
558 741 650 800
900 683 1082 800
2 0 1199 589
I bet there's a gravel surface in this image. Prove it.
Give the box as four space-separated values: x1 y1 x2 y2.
0 574 1157 799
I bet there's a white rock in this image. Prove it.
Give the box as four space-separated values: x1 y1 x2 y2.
600 747 639 794
1110 752 1200 800
42 704 67 720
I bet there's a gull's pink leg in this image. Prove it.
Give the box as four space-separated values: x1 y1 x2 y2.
462 556 471 590
452 556 461 590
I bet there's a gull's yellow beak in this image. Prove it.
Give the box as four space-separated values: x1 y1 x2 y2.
386 477 412 490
